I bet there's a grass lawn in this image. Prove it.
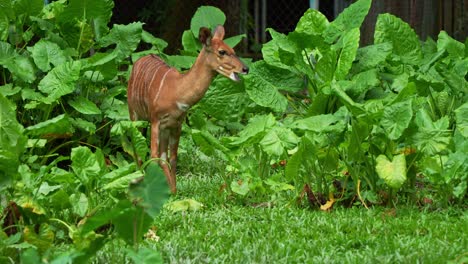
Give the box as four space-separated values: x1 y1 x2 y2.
152 172 468 264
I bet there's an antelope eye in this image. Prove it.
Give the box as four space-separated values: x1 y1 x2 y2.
219 50 227 56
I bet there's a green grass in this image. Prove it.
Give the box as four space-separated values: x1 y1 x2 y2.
152 171 468 264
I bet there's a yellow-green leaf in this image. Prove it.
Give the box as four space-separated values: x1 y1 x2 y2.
375 154 407 189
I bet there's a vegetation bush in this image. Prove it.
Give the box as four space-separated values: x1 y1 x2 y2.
0 0 466 262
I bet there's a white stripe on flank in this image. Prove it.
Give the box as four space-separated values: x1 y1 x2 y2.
153 68 172 106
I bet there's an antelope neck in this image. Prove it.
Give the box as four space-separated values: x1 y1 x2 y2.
178 48 216 106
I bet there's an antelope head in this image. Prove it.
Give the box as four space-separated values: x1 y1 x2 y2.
199 25 249 82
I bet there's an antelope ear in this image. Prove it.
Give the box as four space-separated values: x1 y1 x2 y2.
212 25 225 40
199 27 212 46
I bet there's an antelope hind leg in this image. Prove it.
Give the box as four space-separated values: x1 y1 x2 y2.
158 128 177 193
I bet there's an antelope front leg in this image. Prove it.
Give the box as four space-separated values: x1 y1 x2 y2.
158 128 177 193
151 121 176 193
169 125 182 187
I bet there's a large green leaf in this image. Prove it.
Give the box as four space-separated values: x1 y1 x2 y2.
261 28 298 71
412 108 451 155
71 146 103 185
129 162 170 218
354 42 392 72
295 8 329 35
27 40 68 72
25 114 74 137
249 60 303 92
454 102 468 138
141 30 168 52
244 62 290 112
68 96 101 115
0 94 27 187
13 0 43 18
181 30 200 54
99 22 143 61
291 114 345 133
437 31 464 59
110 121 149 161
375 154 407 189
191 129 230 160
380 100 413 140
334 28 360 80
2 54 37 83
0 11 8 41
58 0 114 39
225 114 276 147
199 77 249 121
38 61 81 104
224 34 246 49
316 48 337 84
260 126 299 158
190 6 226 37
374 13 422 65
0 41 15 63
323 0 371 43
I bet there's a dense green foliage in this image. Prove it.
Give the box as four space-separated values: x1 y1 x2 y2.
0 0 466 262
191 0 468 207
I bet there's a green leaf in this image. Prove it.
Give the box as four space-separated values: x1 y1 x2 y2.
70 193 89 217
437 31 464 58
27 40 68 72
59 0 114 39
0 12 8 41
412 108 451 155
374 13 422 65
191 129 230 160
316 48 337 84
125 247 163 264
190 6 226 37
262 28 298 71
23 224 54 253
181 30 200 54
71 146 102 185
375 154 407 189
110 121 148 161
354 42 393 71
244 64 289 112
141 30 168 51
334 28 360 80
291 114 345 133
0 95 26 187
129 162 170 218
230 180 249 196
380 100 413 140
71 118 96 134
25 114 74 137
454 102 468 138
260 126 299 158
248 60 303 93
38 61 81 104
13 0 43 18
4 55 37 83
226 114 276 146
323 0 371 43
224 34 245 48
99 22 143 61
68 96 101 115
200 77 249 121
0 41 16 63
165 199 204 213
295 8 329 35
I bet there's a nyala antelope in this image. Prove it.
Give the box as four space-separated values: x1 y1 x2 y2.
127 25 249 193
